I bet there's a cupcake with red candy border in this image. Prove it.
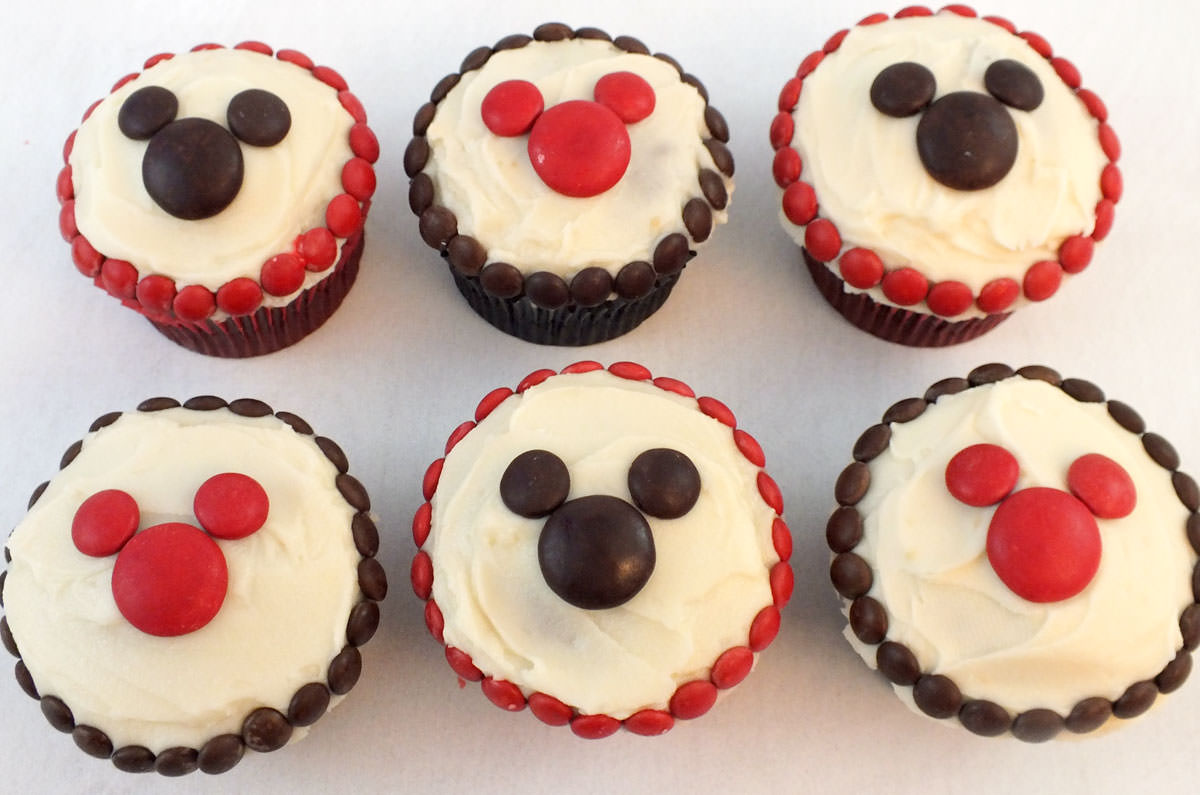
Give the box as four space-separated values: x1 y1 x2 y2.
58 42 378 357
828 364 1198 741
411 362 791 737
406 23 734 346
772 6 1120 346
1 396 386 775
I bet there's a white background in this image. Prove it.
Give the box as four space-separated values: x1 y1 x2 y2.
2 0 1198 792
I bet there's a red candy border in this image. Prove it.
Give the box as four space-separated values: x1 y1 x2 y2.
410 362 793 737
58 42 378 324
772 6 1120 317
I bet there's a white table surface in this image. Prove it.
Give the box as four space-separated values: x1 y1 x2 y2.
2 0 1198 792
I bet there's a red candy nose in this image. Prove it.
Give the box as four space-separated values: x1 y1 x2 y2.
986 488 1101 603
527 100 631 198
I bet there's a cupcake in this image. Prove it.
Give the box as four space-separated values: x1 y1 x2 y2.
772 7 1120 346
0 397 386 774
405 23 734 346
58 42 379 357
828 364 1198 741
411 362 791 736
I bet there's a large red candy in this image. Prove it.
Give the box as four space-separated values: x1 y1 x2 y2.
72 489 139 557
1067 453 1136 519
111 522 229 636
193 472 270 539
945 443 1019 507
528 101 632 198
986 488 1101 603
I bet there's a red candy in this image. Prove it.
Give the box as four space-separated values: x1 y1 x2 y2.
72 489 139 557
669 680 718 720
298 227 338 271
986 488 1101 603
193 472 270 539
325 193 363 238
976 277 1020 314
173 284 216 322
880 266 928 306
710 646 755 689
135 274 177 315
111 522 229 637
946 443 1019 506
481 80 544 136
925 280 973 317
839 248 884 289
1067 453 1136 519
803 218 842 262
528 100 631 197
216 277 263 316
593 71 655 123
781 181 817 226
261 253 306 297
1023 260 1063 301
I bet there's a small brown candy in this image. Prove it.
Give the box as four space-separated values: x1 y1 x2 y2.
412 102 437 135
525 272 570 310
494 33 533 51
682 73 708 103
533 22 573 41
409 173 435 215
228 398 272 418
574 27 611 41
627 448 701 519
28 482 48 509
15 660 38 698
570 267 614 307
912 674 961 719
849 596 887 644
89 411 123 432
403 137 430 178
111 745 156 773
1173 472 1200 511
653 52 683 75
1182 603 1200 650
704 139 734 177
447 235 487 277
1112 680 1158 719
698 169 727 210
652 233 691 275
459 47 492 73
184 395 228 411
418 206 457 250
876 641 920 686
118 85 178 140
825 506 863 553
242 707 293 753
1015 364 1062 385
137 397 181 412
958 700 1011 737
704 106 729 143
357 557 388 602
1064 696 1112 733
72 725 113 759
1011 708 1064 743
834 462 870 506
275 411 314 436
612 35 649 54
287 682 332 727
0 616 12 656
1060 377 1105 403
352 513 380 557
968 363 1015 386
59 440 82 469
155 747 199 777
614 261 656 299
1107 400 1145 434
346 601 381 647
1155 651 1193 694
336 474 371 512
870 62 936 118
479 262 523 299
227 89 291 147
501 450 570 518
881 397 926 424
683 198 713 243
429 73 461 104
328 646 362 695
1143 433 1181 471
923 377 969 403
314 436 349 473
852 424 891 463
829 552 872 599
198 734 244 775
41 695 75 733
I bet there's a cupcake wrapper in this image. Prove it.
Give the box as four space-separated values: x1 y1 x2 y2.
449 266 680 346
802 249 1009 347
148 233 364 358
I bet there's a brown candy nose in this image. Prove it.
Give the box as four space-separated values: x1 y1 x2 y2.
142 117 245 220
916 91 1018 191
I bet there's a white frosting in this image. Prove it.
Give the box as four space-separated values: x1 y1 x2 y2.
69 49 353 296
850 378 1195 715
784 14 1107 314
425 38 730 277
3 408 361 752
429 370 777 718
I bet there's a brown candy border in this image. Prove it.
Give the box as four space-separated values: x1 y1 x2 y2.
405 23 734 340
827 364 1199 742
0 398 386 775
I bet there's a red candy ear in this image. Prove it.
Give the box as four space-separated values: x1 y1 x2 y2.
72 489 140 557
593 71 656 124
945 444 1019 507
193 472 270 540
481 79 545 136
1067 453 1136 519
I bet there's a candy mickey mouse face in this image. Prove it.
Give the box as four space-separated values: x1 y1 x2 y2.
480 71 656 198
118 84 292 219
870 58 1044 190
499 447 700 609
70 472 270 636
945 444 1136 602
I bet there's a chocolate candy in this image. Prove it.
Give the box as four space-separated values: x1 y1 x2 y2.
627 448 700 519
916 91 1018 191
538 495 655 610
501 450 570 518
142 117 245 219
870 62 935 117
118 85 178 140
984 59 1044 112
226 89 291 147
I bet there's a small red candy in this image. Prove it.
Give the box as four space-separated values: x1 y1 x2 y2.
925 280 973 317
72 490 139 558
593 71 655 124
298 227 338 271
481 80 544 137
1067 453 1136 519
325 193 363 238
111 522 228 636
1022 260 1062 302
173 284 216 322
839 248 885 289
781 181 817 226
527 100 631 198
135 274 177 315
216 277 263 316
803 218 841 262
261 253 306 297
193 472 270 540
987 488 1101 604
976 277 1019 314
946 444 1020 507
880 266 928 306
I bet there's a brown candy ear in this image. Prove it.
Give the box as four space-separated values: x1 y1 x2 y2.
628 448 701 519
118 86 178 140
500 450 570 518
870 62 936 118
227 89 291 147
984 59 1044 112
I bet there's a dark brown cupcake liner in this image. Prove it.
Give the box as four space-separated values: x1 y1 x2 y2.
449 266 679 346
829 363 1200 742
802 249 1009 347
148 232 363 358
1 397 386 775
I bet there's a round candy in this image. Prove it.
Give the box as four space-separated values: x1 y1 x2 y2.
527 100 631 198
627 448 701 519
1067 453 1137 519
227 88 291 147
193 472 270 540
870 62 936 118
118 85 178 140
984 59 1044 112
593 71 656 123
538 495 655 610
111 522 229 636
986 488 1101 603
481 79 544 137
71 489 139 558
142 117 245 219
916 91 1018 191
500 450 570 518
945 444 1020 507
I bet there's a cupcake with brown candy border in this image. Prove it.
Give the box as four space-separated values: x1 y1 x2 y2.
58 42 378 357
828 364 1198 741
1 396 386 775
406 23 734 346
772 6 1120 346
411 362 791 737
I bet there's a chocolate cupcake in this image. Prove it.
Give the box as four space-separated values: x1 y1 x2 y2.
772 7 1120 346
1 397 385 774
406 23 734 346
58 42 378 357
828 364 1198 741
411 362 791 736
